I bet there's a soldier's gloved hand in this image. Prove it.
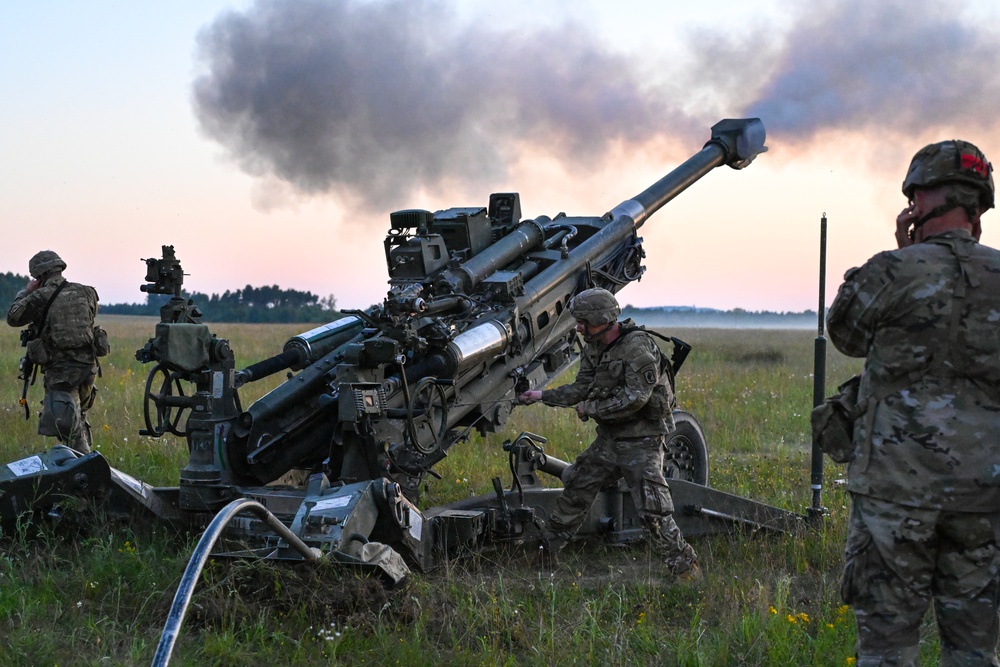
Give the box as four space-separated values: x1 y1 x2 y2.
518 390 542 405
576 404 589 422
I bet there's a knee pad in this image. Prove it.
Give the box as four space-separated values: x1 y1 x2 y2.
38 389 82 441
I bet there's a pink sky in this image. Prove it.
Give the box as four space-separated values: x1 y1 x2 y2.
4 0 999 313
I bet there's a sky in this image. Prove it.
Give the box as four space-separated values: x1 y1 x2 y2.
3 0 1000 314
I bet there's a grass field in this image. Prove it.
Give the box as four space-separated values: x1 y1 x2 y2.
0 316 947 666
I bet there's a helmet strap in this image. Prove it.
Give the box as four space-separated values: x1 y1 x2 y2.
582 321 615 344
594 321 615 337
912 201 963 235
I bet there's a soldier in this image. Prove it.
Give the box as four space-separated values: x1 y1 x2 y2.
828 140 1000 666
519 287 700 578
7 250 103 454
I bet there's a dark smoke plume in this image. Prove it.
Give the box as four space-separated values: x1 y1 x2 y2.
193 0 1000 211
193 0 694 211
743 0 1000 140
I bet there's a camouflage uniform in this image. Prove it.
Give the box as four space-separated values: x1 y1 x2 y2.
828 229 1000 666
540 317 697 574
7 253 100 454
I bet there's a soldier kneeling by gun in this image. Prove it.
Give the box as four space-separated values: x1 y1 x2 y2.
519 287 701 579
7 251 107 454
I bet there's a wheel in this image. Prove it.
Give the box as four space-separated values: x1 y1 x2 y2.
407 378 448 455
663 410 709 486
143 364 189 437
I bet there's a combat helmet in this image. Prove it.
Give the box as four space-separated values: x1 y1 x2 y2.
902 140 994 210
569 287 621 326
28 250 67 279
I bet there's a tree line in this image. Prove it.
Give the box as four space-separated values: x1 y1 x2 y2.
0 271 819 327
0 272 27 312
0 272 341 324
104 285 340 323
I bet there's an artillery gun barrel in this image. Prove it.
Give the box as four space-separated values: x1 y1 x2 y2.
518 118 766 308
610 118 767 228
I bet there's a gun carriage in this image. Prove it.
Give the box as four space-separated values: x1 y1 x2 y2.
1 119 801 591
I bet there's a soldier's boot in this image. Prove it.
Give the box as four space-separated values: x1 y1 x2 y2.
666 543 702 582
674 560 703 583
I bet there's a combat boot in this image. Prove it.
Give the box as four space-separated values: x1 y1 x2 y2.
673 560 703 583
666 543 701 582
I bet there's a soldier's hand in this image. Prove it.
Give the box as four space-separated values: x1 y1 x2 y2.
576 404 589 421
24 278 41 294
895 202 918 248
518 390 542 405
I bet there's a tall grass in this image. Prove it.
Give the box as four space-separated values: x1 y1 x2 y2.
1 317 934 666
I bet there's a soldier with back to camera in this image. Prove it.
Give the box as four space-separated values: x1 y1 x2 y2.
828 140 1000 666
519 287 700 579
7 251 105 454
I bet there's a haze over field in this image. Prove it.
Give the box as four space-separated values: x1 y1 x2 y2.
4 0 999 312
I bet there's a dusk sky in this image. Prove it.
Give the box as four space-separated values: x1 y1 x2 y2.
4 0 999 313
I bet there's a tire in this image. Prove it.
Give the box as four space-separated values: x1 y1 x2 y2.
663 410 709 486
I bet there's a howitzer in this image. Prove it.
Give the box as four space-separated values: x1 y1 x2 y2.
147 118 766 500
1 119 802 589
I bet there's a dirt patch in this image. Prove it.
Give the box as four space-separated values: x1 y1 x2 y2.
186 558 419 632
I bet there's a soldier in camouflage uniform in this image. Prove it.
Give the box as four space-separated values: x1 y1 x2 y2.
519 287 699 577
7 251 101 454
828 140 1000 666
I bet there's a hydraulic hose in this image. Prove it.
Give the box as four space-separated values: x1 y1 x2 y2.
150 499 321 666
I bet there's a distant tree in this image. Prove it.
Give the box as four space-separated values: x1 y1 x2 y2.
101 284 340 323
0 271 31 311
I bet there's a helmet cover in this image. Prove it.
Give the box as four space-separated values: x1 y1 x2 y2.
902 140 994 210
569 288 621 326
29 250 67 279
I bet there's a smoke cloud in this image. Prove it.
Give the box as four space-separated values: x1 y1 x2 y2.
192 0 1000 211
743 0 1000 141
192 0 693 212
